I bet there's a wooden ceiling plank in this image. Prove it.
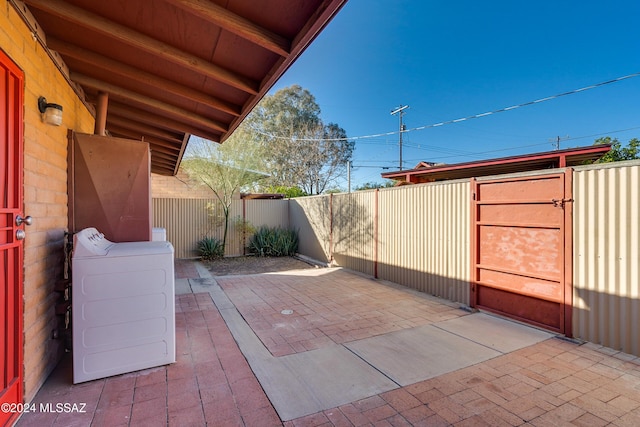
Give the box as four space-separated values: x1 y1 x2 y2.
164 0 290 57
23 0 259 94
220 0 349 141
151 165 175 176
107 103 187 134
107 102 222 143
47 37 240 117
108 127 183 154
148 150 179 161
72 72 228 133
106 118 183 147
149 156 176 168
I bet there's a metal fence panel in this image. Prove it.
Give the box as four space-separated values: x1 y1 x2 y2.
153 198 289 258
289 196 331 263
332 191 377 276
153 198 209 258
573 160 640 354
156 161 640 356
377 181 471 304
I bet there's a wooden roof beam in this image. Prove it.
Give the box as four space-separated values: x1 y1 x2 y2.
48 37 240 117
148 150 180 162
107 127 184 156
23 0 259 94
164 0 290 57
220 0 349 141
72 72 228 133
109 102 220 141
106 118 183 148
149 156 176 169
151 165 175 176
106 102 222 143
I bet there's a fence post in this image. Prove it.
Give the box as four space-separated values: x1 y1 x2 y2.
329 193 334 264
374 188 379 279
242 198 246 255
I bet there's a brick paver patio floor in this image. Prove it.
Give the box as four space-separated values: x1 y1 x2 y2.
16 260 640 426
218 269 466 357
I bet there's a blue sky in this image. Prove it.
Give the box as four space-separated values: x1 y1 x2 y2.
270 0 640 189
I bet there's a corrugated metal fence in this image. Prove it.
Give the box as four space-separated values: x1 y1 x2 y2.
289 181 471 304
153 198 289 258
154 160 640 355
573 160 640 355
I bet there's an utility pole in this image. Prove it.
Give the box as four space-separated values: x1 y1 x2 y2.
391 105 409 170
347 160 351 193
549 135 569 150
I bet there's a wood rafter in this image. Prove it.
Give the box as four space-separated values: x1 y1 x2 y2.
151 166 175 175
18 0 348 176
106 117 184 147
48 37 240 117
163 0 290 57
23 0 259 94
148 150 179 162
72 72 227 133
149 157 175 168
106 102 222 143
107 126 184 155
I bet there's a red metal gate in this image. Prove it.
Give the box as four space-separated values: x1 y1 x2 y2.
0 50 25 426
471 171 572 334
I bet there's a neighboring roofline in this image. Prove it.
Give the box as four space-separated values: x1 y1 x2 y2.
240 193 285 199
381 144 612 182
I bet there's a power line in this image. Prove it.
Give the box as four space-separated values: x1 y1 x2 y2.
249 72 640 142
360 125 640 165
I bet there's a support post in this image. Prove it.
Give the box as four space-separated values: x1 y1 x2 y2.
94 91 109 136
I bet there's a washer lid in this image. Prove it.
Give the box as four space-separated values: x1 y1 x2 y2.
105 241 174 257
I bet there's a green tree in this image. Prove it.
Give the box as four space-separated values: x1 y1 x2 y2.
355 180 396 191
595 137 640 163
248 85 354 194
182 130 267 251
264 185 308 198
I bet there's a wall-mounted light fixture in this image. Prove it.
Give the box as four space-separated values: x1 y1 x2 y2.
38 96 63 126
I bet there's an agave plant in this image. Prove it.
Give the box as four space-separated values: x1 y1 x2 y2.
248 226 298 257
197 236 224 260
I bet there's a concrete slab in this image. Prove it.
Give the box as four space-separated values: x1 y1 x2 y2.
435 312 554 353
192 274 398 421
218 306 397 421
174 278 192 295
189 277 236 310
276 346 398 420
193 264 556 421
194 261 212 278
346 324 502 386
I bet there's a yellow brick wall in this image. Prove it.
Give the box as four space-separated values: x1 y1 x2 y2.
151 169 217 199
1 5 95 400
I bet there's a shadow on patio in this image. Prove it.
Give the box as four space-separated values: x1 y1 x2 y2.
16 259 640 426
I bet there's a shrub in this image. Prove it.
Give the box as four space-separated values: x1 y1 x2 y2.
197 236 224 260
248 226 299 257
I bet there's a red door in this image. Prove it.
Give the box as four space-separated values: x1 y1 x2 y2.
0 50 25 426
471 171 573 335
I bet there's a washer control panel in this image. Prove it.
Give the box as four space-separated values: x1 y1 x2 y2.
73 227 114 257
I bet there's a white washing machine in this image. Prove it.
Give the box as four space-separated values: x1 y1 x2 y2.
152 227 166 241
72 227 176 383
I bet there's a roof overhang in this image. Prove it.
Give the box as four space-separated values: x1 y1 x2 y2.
13 0 347 175
381 144 612 183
